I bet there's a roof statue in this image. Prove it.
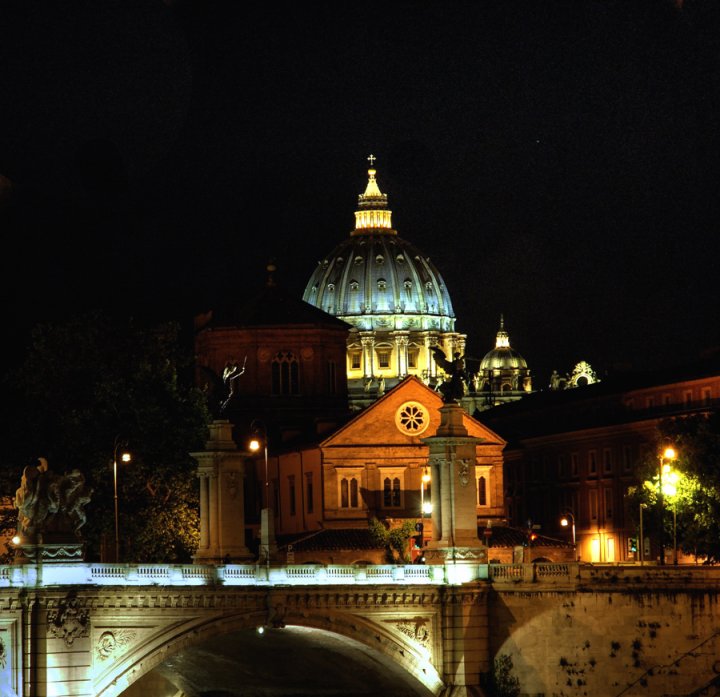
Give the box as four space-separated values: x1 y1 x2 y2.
431 346 467 403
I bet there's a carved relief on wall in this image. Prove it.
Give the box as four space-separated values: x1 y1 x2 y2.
226 471 239 500
0 636 6 670
384 616 432 651
47 595 90 646
96 630 137 662
300 347 314 361
257 348 271 363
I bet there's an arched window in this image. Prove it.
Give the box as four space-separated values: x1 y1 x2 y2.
340 476 360 509
478 476 487 506
272 351 299 395
383 477 401 507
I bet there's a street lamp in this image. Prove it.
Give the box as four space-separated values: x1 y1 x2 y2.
560 511 576 548
661 466 680 565
249 420 269 508
657 445 677 566
420 468 432 552
113 436 132 563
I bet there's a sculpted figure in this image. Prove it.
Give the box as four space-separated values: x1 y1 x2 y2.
431 347 467 403
220 355 247 411
14 458 92 540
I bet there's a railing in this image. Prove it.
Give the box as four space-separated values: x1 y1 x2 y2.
0 561 718 589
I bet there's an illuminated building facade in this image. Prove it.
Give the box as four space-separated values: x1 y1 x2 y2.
483 360 720 563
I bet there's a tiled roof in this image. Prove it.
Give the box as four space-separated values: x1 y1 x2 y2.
276 525 572 552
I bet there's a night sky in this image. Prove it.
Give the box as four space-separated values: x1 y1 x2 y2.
2 1 720 384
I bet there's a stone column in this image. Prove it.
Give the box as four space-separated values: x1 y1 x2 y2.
191 420 253 563
422 404 486 566
360 333 375 380
393 331 409 377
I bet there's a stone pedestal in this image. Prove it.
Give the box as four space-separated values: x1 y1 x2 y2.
192 420 253 563
422 403 487 567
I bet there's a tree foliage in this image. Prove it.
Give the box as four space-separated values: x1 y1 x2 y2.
482 654 521 697
1 313 210 562
368 517 415 563
627 413 720 563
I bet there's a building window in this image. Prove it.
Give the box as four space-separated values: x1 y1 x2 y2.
478 476 487 506
383 477 401 508
646 396 655 408
622 445 633 472
684 390 693 405
558 454 568 479
663 393 672 406
408 348 419 369
571 453 579 477
603 448 613 474
327 360 337 394
604 488 613 520
272 351 299 395
588 450 597 476
340 476 360 509
349 280 359 291
702 387 712 404
589 489 598 521
376 349 391 369
288 476 296 516
350 351 362 370
306 473 314 514
377 279 387 291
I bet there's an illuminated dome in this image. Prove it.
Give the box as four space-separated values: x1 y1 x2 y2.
479 316 529 373
303 157 464 407
474 316 532 407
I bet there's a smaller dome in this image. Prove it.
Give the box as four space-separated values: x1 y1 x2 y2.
479 316 529 371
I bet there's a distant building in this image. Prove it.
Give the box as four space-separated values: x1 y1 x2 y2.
482 359 720 563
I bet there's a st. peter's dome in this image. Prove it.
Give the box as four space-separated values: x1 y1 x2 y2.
303 158 465 407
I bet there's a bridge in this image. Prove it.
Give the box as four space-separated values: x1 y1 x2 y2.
1 561 719 697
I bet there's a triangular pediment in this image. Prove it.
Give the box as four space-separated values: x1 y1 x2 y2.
322 376 506 448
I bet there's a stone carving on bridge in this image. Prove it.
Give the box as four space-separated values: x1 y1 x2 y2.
14 457 92 542
47 595 90 646
390 618 431 649
96 630 136 662
0 636 6 670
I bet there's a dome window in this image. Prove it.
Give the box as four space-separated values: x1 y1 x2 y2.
349 280 359 291
327 283 335 293
354 256 364 265
396 254 405 263
375 254 385 265
377 279 387 291
425 281 434 291
337 257 344 265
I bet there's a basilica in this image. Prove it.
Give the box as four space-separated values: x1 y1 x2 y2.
192 158 718 567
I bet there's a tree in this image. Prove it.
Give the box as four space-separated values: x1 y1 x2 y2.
627 413 720 563
1 312 210 562
368 517 415 563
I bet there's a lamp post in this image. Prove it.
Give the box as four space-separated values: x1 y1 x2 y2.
639 502 647 565
560 511 576 554
420 468 432 554
249 420 269 508
113 436 132 563
249 419 275 570
657 446 677 566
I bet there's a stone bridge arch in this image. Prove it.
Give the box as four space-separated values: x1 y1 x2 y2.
91 587 445 697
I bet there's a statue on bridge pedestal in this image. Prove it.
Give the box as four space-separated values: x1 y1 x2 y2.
14 458 92 561
431 347 467 403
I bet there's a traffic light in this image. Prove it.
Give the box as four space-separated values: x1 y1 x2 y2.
628 537 638 554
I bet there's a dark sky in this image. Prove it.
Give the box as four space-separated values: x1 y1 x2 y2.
2 1 720 384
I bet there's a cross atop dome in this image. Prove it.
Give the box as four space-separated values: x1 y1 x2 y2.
354 156 393 233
